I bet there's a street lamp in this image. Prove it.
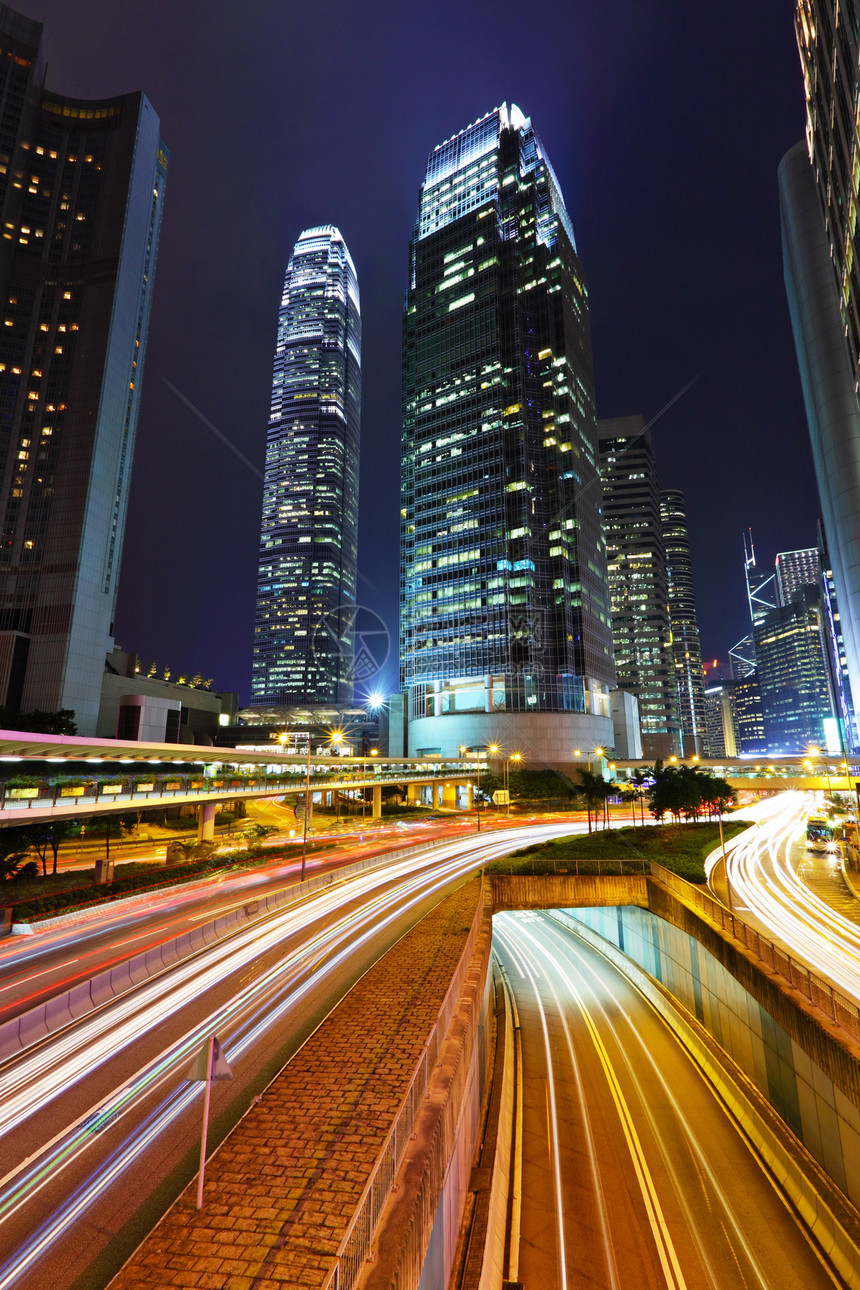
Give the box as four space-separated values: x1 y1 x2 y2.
507 752 521 817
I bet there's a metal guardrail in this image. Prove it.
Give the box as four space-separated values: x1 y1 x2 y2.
321 883 485 1290
491 856 649 877
649 860 860 1042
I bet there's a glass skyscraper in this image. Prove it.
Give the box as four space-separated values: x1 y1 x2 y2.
401 105 615 762
780 0 860 748
252 226 361 708
659 488 706 753
598 418 681 759
0 4 166 735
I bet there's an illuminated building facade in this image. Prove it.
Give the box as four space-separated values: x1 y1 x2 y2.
252 226 361 707
0 5 166 735
775 546 819 605
754 585 835 754
598 418 680 759
779 0 860 744
400 105 615 762
659 488 706 753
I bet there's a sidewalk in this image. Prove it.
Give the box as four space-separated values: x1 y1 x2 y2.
109 878 484 1290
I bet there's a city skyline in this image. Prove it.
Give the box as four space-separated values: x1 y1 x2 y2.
9 1 820 706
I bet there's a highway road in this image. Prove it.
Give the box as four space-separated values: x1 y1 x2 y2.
0 823 575 1290
494 910 840 1288
710 791 860 1001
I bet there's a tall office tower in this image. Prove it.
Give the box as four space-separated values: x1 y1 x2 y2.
732 672 767 755
775 547 819 605
819 521 858 751
598 418 680 759
252 226 361 709
703 683 738 759
659 488 706 753
754 584 836 754
779 1 860 746
400 105 615 762
0 4 166 735
744 531 777 625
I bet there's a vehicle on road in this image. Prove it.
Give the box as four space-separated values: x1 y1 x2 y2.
806 815 835 852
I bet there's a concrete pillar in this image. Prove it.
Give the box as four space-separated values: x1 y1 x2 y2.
407 782 422 805
465 783 474 810
442 783 458 808
198 800 216 843
372 785 382 820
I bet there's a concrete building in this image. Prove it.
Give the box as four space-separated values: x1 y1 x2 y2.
400 105 615 763
0 4 167 735
704 683 738 759
252 226 361 708
779 1 860 747
97 647 237 743
659 488 707 754
599 418 681 759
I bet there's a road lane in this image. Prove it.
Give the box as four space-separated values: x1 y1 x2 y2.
0 824 574 1289
495 910 838 1288
713 792 860 1000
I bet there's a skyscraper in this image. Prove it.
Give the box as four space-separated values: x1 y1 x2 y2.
252 226 361 708
755 585 835 754
659 488 706 753
598 419 681 758
400 105 615 762
775 547 819 606
0 4 166 735
779 1 860 746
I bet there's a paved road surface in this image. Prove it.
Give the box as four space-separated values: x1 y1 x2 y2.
495 910 839 1288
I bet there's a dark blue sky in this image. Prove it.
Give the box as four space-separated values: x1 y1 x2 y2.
24 1 811 701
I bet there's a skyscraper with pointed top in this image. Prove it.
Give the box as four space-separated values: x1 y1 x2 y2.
400 105 615 763
252 226 361 708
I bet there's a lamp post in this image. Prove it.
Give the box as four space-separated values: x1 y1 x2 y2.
508 752 521 817
301 731 311 881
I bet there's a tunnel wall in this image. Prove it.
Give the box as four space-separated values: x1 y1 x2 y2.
567 904 860 1207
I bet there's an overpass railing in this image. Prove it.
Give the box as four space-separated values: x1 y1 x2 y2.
0 768 476 814
650 860 860 1042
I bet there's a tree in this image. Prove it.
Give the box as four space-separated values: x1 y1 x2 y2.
0 828 34 881
577 768 608 834
630 767 652 825
0 707 77 735
16 820 75 875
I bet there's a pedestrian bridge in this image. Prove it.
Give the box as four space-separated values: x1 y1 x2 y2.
0 729 479 832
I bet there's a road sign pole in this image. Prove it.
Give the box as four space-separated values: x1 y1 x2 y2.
196 1035 215 1209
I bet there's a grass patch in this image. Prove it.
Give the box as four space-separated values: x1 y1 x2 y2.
487 821 748 884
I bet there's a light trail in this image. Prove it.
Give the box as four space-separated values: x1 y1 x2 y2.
0 824 572 1287
715 792 860 999
494 911 841 1288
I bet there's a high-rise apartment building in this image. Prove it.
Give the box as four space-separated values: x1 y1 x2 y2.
754 584 835 754
779 1 860 746
0 4 166 735
598 419 680 758
659 488 706 753
775 547 819 605
400 105 615 762
252 226 361 708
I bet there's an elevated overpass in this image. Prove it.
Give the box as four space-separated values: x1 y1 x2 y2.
612 753 859 795
0 729 479 833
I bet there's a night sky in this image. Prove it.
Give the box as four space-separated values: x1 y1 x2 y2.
22 1 812 702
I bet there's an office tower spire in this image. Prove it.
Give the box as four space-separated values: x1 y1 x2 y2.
0 3 166 735
400 105 615 762
252 226 361 708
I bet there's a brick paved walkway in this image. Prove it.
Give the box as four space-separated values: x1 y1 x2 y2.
110 879 482 1290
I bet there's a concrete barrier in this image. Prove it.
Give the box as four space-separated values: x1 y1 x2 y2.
0 838 459 1065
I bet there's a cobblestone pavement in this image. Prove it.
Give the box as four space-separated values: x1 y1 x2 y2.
110 879 481 1290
